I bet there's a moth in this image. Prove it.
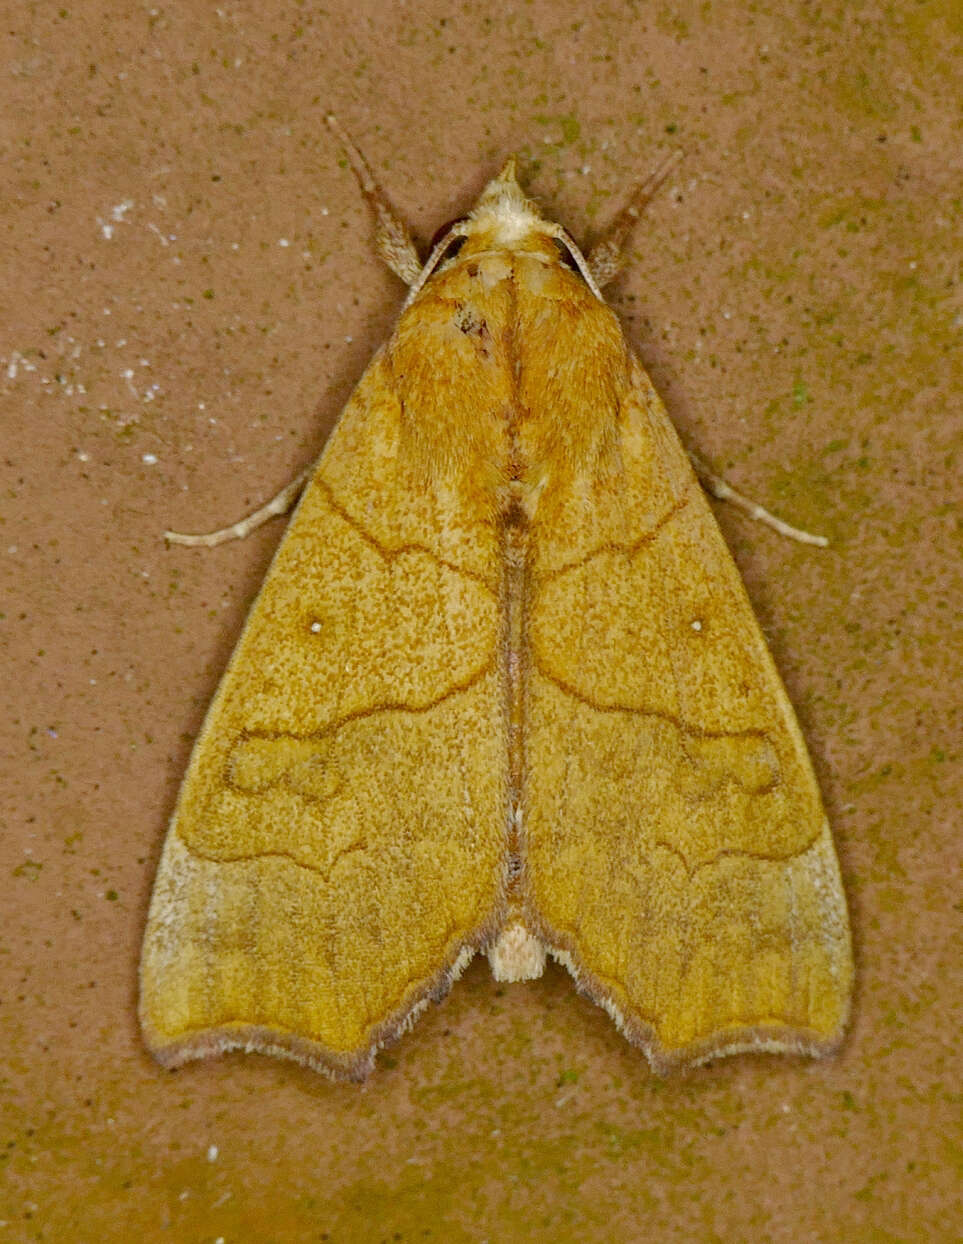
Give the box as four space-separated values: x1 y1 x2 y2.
140 121 853 1080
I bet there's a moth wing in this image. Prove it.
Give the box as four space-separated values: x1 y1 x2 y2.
140 352 508 1080
522 354 853 1070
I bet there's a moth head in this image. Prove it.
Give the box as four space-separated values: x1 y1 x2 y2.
406 156 603 306
466 157 546 246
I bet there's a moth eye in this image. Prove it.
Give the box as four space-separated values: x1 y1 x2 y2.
429 217 468 257
552 237 580 272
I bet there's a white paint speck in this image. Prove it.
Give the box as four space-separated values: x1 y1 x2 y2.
207 1144 219 1161
97 199 135 239
279 238 290 248
142 452 158 465
690 619 702 631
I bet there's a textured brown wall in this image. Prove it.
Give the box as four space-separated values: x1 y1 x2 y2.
2 1 959 1239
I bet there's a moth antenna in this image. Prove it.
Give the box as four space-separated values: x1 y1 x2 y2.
326 113 423 285
587 149 683 287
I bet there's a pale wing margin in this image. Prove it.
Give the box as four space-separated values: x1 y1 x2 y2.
140 352 510 1080
523 358 853 1070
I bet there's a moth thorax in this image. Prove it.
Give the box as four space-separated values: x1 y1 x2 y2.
487 923 547 982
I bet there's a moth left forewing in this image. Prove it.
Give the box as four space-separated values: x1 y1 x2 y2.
518 275 853 1069
141 340 511 1080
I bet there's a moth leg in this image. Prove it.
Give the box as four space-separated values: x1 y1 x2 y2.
586 149 683 287
689 452 828 546
164 466 311 547
326 113 423 286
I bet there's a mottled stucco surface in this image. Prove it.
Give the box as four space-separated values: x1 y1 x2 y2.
2 2 959 1240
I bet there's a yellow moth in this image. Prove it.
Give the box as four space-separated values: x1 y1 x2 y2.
140 121 853 1080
